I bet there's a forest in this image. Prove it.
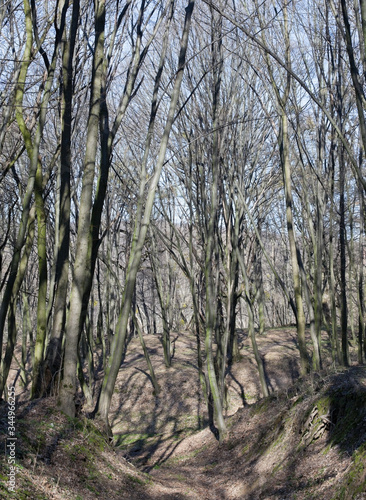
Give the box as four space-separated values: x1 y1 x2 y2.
1 0 366 498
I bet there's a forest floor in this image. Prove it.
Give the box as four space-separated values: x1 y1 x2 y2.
1 327 366 499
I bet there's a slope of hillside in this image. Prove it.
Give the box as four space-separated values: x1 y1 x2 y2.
1 329 366 499
148 366 366 499
0 396 181 499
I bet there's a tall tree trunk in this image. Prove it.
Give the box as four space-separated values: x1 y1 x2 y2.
132 311 160 396
237 249 269 397
0 0 66 393
329 139 341 364
254 230 266 338
20 292 31 387
335 39 349 367
0 208 36 396
358 178 365 363
204 7 227 442
31 160 48 398
280 111 310 374
149 232 171 367
0 0 34 361
59 0 106 417
95 0 195 431
46 0 79 387
339 143 349 366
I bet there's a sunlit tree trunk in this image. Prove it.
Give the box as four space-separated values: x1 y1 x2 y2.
0 0 34 362
149 231 172 367
132 310 160 396
0 207 36 396
46 0 79 388
31 160 48 398
263 2 310 374
0 0 64 395
95 0 195 431
237 248 269 397
280 111 310 374
59 0 106 417
329 138 341 364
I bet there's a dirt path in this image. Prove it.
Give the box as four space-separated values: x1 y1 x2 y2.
108 326 328 468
